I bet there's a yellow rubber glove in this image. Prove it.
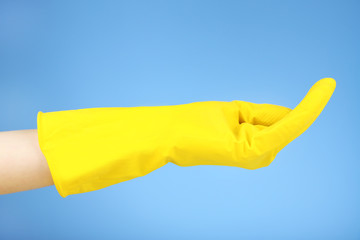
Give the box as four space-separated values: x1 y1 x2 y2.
37 78 336 197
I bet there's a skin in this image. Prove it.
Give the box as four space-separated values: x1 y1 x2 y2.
0 129 54 195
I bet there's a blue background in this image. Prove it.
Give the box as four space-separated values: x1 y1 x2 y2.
0 0 359 239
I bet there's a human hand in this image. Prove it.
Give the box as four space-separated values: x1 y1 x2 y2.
167 78 336 169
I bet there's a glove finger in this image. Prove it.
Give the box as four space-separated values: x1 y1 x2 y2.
251 78 336 154
233 101 292 126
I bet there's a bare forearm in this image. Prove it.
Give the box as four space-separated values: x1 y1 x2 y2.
0 129 54 195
